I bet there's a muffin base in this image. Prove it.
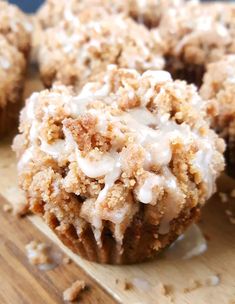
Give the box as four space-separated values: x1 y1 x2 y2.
41 204 200 265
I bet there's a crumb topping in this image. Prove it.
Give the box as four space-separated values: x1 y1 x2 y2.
14 66 225 247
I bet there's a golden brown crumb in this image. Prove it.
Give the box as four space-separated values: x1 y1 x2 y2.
183 279 202 293
219 192 228 203
13 201 29 217
63 280 86 302
3 204 13 213
63 257 71 265
230 189 235 198
25 241 50 265
123 281 133 291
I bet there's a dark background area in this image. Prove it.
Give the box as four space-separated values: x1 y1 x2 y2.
9 0 43 13
8 0 234 13
9 0 233 13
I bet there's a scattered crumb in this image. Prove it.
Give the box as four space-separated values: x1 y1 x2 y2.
225 209 233 216
230 189 235 198
123 281 133 291
63 280 86 302
183 279 203 293
219 192 228 203
225 209 235 225
25 240 50 266
3 204 13 213
13 201 29 217
205 275 220 287
184 274 220 293
63 256 71 265
157 283 174 303
115 279 119 284
229 217 235 224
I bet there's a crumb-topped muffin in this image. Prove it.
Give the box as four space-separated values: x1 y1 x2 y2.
13 66 225 264
0 1 32 57
200 55 235 177
0 35 26 138
159 1 235 85
39 14 165 88
37 0 184 29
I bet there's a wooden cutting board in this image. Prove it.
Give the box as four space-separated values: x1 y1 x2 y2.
0 69 235 304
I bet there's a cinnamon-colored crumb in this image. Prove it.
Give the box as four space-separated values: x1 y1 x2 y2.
13 201 29 217
63 257 71 265
3 204 13 213
123 281 133 291
183 279 202 293
25 241 50 265
219 192 228 203
230 189 235 198
63 280 86 302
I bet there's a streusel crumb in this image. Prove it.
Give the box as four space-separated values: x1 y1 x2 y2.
63 280 86 302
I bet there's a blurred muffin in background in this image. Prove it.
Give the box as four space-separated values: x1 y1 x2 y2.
38 13 165 88
0 2 31 138
37 0 184 29
0 1 32 57
159 1 235 86
200 55 235 177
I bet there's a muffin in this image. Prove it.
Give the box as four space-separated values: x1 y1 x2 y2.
200 55 235 177
0 1 32 57
159 1 235 86
0 35 26 138
37 0 184 29
38 14 165 88
13 66 225 264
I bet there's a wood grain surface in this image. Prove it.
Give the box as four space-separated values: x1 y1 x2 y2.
0 193 116 304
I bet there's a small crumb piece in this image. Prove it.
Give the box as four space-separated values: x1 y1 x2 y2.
3 204 13 213
13 201 29 217
229 217 235 225
115 279 119 284
225 209 235 225
63 280 86 302
219 192 228 203
63 257 71 265
225 209 233 216
183 280 202 293
25 240 50 265
205 275 220 287
157 283 174 303
124 281 133 290
230 189 235 198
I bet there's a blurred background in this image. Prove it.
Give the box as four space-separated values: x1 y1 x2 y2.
7 0 234 13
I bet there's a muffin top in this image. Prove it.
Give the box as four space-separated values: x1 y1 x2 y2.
14 66 224 243
0 1 32 56
37 0 184 29
200 55 235 136
159 1 235 65
39 13 165 87
0 35 26 107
